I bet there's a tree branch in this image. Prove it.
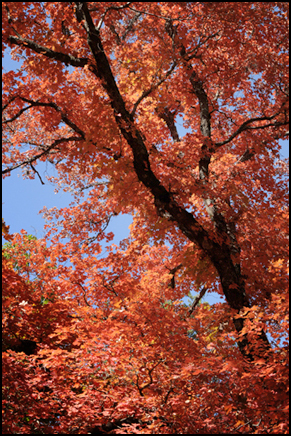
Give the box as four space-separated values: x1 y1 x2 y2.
95 2 133 31
214 113 287 148
188 286 207 316
3 96 86 138
156 106 180 143
121 11 142 40
7 34 88 68
131 61 177 117
3 102 36 124
167 263 183 289
2 136 82 175
137 360 163 395
29 162 45 185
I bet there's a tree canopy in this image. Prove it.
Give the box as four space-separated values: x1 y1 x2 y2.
2 2 289 434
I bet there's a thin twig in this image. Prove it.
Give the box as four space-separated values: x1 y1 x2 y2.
30 162 45 185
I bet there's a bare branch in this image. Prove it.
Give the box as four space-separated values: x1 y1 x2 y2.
185 31 221 62
164 387 174 405
30 162 45 185
79 214 115 249
109 11 142 45
73 282 92 307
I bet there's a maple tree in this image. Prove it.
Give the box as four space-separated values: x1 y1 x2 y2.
2 2 289 434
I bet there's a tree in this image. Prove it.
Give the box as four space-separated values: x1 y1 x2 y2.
2 2 289 434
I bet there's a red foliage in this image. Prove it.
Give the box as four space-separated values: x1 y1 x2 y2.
2 2 289 434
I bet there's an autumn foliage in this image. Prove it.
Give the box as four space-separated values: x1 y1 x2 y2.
2 2 289 434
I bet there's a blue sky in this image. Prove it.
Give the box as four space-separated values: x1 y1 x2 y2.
2 49 289 307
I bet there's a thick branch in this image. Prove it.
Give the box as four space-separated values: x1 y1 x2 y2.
157 107 180 143
167 263 183 289
7 35 88 68
71 8 255 342
166 31 270 359
3 102 35 124
8 35 88 67
190 71 211 138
